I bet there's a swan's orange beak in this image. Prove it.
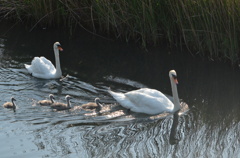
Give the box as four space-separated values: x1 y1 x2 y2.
172 75 178 84
174 78 178 84
58 46 63 51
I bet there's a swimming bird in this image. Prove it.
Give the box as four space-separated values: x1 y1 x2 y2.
24 42 63 79
50 95 72 110
81 98 103 111
37 94 55 106
108 70 181 115
3 97 17 110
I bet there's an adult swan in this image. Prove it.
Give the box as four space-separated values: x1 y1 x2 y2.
108 70 181 115
24 42 63 79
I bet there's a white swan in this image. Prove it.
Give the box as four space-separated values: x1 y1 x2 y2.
24 42 63 79
108 70 181 115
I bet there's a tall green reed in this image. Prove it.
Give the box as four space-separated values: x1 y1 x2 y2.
0 0 239 64
168 0 240 64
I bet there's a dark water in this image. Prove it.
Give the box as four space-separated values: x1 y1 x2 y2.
0 22 240 158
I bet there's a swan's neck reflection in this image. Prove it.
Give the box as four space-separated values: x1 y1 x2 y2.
169 112 180 145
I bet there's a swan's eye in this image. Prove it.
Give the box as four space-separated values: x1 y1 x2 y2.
172 74 177 79
57 45 63 51
172 74 178 84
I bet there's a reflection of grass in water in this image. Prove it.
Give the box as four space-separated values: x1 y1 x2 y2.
1 0 239 64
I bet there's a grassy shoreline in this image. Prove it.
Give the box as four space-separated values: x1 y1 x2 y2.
0 0 239 65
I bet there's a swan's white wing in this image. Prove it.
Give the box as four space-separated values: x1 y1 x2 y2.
39 57 56 73
109 89 174 115
132 88 166 98
108 90 134 109
24 64 33 74
25 57 57 78
125 90 174 114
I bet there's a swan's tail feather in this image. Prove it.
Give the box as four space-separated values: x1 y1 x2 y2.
24 64 30 69
24 64 33 74
108 90 134 110
108 90 125 101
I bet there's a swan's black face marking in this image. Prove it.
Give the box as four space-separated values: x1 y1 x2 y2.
172 74 177 79
57 45 63 51
55 42 63 51
171 74 178 84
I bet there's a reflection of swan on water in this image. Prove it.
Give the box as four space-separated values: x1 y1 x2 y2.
169 102 189 145
24 42 63 79
108 70 181 115
169 112 180 145
3 97 17 110
51 95 72 110
37 94 55 106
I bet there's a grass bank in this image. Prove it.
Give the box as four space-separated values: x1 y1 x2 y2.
0 0 239 65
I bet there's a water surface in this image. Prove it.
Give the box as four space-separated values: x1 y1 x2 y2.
0 22 240 158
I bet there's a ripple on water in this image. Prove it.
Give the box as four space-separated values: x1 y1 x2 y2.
2 74 178 157
2 62 240 158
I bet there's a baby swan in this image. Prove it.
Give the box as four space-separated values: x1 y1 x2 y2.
51 95 72 110
81 98 103 112
3 97 17 109
38 94 55 106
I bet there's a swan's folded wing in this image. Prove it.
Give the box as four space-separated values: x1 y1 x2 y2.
125 91 174 114
108 90 135 109
39 57 56 73
24 64 32 73
109 89 174 114
30 57 55 75
133 88 166 98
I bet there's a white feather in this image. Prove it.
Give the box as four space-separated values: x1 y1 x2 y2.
24 42 62 79
108 70 181 115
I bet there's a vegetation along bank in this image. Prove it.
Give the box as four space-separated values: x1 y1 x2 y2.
0 0 239 65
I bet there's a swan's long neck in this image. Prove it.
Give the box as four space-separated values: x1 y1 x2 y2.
11 99 16 109
95 98 103 111
66 98 71 108
54 48 62 77
170 79 181 113
50 97 54 103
